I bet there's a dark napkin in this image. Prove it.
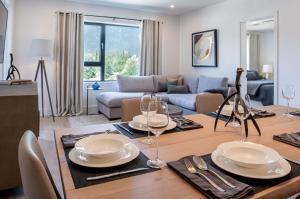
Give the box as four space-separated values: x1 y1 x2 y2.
113 123 182 139
64 148 159 189
61 131 119 149
273 132 300 148
171 115 204 130
168 155 254 199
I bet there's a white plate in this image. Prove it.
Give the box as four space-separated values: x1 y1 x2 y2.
69 142 140 168
75 134 127 159
211 149 291 179
217 141 280 168
128 120 177 132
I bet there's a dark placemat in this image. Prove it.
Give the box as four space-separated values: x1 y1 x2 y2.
64 147 159 189
290 111 300 117
168 154 300 198
205 111 275 123
113 123 183 139
273 132 300 148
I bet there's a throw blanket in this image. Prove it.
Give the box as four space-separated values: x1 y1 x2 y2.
247 80 274 96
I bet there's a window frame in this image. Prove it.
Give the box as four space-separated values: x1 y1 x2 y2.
84 22 140 82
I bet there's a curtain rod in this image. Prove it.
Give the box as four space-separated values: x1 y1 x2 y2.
56 12 142 22
84 14 142 22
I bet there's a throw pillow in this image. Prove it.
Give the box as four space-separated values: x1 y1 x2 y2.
167 85 189 94
158 80 178 92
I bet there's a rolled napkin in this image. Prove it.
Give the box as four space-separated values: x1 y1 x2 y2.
273 132 300 148
61 130 119 149
167 155 254 199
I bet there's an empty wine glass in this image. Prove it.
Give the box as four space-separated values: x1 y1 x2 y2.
233 95 251 141
282 85 295 117
147 101 169 168
140 93 157 144
227 87 240 127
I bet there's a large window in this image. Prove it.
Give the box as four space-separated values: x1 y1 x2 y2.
84 22 140 81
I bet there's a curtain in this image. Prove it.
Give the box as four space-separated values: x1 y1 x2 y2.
55 12 84 116
247 33 260 71
140 19 162 76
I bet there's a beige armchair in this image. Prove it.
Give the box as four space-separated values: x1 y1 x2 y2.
121 98 141 122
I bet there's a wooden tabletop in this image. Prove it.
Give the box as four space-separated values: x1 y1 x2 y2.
54 105 300 199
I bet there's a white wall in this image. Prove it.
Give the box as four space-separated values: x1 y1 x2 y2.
259 31 274 78
0 0 14 79
13 0 180 115
179 0 300 107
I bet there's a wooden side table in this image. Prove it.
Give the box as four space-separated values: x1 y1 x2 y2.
86 86 104 115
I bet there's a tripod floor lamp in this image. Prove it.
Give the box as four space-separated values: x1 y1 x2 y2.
31 39 55 122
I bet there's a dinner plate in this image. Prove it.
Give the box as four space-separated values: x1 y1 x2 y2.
75 134 128 159
217 141 281 168
211 149 291 179
69 142 140 168
128 120 177 132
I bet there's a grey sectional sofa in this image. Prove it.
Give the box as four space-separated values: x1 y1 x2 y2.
96 75 229 119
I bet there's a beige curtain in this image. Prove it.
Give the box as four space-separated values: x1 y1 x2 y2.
55 12 84 116
140 19 162 76
247 33 260 71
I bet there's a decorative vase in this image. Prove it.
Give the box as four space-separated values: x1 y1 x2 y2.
92 81 101 90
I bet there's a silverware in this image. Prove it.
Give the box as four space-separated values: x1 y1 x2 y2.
86 168 149 181
184 159 225 192
116 124 134 135
192 156 236 188
290 133 300 141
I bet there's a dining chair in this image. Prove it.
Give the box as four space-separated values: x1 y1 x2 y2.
121 98 141 122
196 93 224 113
18 130 61 199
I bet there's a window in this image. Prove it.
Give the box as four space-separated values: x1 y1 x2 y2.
84 22 140 81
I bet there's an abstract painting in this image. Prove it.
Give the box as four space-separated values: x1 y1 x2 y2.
192 29 218 67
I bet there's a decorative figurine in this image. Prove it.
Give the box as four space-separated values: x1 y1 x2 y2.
6 53 21 80
214 68 261 137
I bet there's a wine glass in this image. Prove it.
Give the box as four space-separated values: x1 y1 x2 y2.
282 85 295 117
140 93 157 144
233 95 251 141
147 101 169 168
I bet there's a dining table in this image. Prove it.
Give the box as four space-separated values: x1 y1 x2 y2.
54 105 300 199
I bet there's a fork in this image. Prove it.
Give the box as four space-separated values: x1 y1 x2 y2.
184 159 225 192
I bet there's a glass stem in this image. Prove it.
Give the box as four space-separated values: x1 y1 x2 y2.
155 135 159 161
287 100 290 114
240 116 246 141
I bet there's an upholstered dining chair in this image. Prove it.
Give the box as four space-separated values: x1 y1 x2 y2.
18 130 61 199
121 98 142 122
195 93 224 114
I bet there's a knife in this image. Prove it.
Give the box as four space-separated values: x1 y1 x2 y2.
116 124 134 135
86 168 149 181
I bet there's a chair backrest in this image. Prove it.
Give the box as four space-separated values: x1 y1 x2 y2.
121 98 141 122
18 131 60 199
196 93 224 113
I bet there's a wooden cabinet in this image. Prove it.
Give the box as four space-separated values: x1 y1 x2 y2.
0 83 39 190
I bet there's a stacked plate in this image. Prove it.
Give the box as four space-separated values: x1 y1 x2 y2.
212 141 291 179
129 114 177 132
69 134 140 168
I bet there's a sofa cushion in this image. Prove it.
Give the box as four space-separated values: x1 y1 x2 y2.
167 85 189 94
197 76 228 93
184 76 199 93
96 92 143 108
168 94 198 111
117 75 154 92
153 75 184 92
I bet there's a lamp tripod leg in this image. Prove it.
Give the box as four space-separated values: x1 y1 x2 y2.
42 61 55 122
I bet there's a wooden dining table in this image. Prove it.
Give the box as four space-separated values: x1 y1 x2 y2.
54 105 300 199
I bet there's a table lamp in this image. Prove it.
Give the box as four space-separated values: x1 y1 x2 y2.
262 64 273 79
31 39 55 122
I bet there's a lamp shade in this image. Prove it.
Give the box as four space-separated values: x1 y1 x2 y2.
31 39 52 58
262 64 273 73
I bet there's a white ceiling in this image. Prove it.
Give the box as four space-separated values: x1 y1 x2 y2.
67 0 225 15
